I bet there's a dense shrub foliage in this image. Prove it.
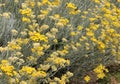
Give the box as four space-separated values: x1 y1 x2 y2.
0 0 120 83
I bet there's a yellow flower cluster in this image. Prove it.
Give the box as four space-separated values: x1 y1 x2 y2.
0 12 11 18
19 8 32 16
66 3 77 9
29 31 48 42
54 16 69 27
7 38 28 51
19 66 35 75
49 71 73 84
7 40 21 51
22 17 31 23
59 18 69 26
66 3 80 15
32 71 46 78
0 60 15 76
31 43 50 56
94 64 108 79
19 1 35 23
51 0 60 6
46 56 70 68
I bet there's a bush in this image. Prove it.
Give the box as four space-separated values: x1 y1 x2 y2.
0 0 120 83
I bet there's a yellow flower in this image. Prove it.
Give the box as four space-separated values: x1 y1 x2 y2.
78 25 83 31
61 49 68 54
13 71 18 76
94 67 102 74
70 32 76 36
49 82 57 84
51 65 57 71
0 64 14 76
40 10 49 16
86 31 94 37
94 0 100 4
1 60 8 65
41 0 51 5
69 10 80 15
0 47 7 52
97 73 105 79
40 64 50 71
53 39 58 44
59 18 69 25
20 81 27 84
97 41 105 50
29 31 48 42
59 80 66 84
29 2 35 7
89 18 96 22
94 64 108 79
66 3 77 9
8 41 21 51
32 71 47 78
94 64 104 73
66 71 73 77
50 28 58 34
51 0 60 6
9 78 16 84
19 66 36 74
11 29 18 36
31 45 44 56
105 2 110 7
2 12 11 18
118 0 120 2
62 38 68 42
84 75 90 82
54 14 60 19
22 17 31 23
19 8 32 16
40 24 49 30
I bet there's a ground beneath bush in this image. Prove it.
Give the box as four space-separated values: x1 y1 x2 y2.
69 63 120 84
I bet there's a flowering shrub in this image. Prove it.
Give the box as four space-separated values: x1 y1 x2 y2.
0 0 120 83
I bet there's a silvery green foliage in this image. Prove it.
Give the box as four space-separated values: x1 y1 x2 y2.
0 0 117 81
0 14 16 46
